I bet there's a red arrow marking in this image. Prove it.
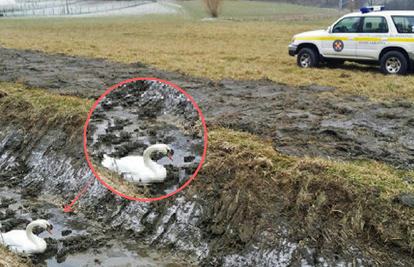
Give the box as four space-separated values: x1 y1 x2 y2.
64 177 95 212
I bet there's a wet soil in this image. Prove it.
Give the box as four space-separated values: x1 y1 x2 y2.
86 79 204 198
0 188 192 267
1 47 414 266
1 47 413 169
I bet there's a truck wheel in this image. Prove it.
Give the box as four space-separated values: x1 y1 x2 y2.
297 48 319 68
380 51 408 75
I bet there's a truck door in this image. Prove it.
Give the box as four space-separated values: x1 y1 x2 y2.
322 16 361 58
356 16 389 59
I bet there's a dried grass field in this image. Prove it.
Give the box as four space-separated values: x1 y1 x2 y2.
1 1 413 102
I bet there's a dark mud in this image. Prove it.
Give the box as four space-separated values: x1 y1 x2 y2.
86 79 204 198
1 47 413 169
1 47 414 267
0 188 190 267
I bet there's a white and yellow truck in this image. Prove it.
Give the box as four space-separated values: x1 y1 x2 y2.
289 6 414 75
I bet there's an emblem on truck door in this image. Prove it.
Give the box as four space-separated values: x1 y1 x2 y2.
333 40 344 52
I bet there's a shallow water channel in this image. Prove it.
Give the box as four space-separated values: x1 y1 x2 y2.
0 188 192 266
86 80 204 198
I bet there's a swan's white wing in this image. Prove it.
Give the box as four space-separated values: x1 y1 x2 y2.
102 155 147 174
114 156 146 173
0 230 42 254
116 156 167 183
101 154 117 170
102 155 167 183
1 230 28 247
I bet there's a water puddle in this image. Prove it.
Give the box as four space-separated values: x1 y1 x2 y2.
86 80 204 198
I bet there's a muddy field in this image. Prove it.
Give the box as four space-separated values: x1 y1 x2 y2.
1 47 414 267
1 47 413 169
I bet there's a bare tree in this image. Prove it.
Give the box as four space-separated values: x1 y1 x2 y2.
347 0 355 11
204 0 223 18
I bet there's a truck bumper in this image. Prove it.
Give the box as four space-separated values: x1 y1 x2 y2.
288 44 298 56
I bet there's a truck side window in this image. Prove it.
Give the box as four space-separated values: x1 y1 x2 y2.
362 17 388 33
333 17 361 33
392 16 414 33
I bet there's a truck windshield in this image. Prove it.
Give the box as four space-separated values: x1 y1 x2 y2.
333 17 361 33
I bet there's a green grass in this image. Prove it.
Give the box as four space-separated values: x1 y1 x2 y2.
207 128 414 200
0 82 94 118
0 82 95 135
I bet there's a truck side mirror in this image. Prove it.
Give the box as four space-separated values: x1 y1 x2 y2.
327 26 332 33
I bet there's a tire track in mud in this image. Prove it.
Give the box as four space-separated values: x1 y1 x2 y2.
1 47 413 169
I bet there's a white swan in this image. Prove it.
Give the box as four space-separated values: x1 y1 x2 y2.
101 144 173 183
0 219 52 254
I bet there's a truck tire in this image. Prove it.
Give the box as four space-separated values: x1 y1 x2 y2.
380 51 408 75
297 48 319 68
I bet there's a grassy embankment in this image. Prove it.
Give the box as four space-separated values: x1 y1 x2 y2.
1 81 414 263
0 0 413 264
0 82 94 136
0 244 34 267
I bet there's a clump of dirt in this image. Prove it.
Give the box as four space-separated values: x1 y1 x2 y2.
393 193 414 208
55 235 111 263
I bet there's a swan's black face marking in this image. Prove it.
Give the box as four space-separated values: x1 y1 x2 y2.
46 223 53 235
149 145 173 161
165 147 173 161
33 222 52 235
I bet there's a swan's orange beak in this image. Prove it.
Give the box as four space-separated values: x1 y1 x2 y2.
167 154 173 161
47 228 52 235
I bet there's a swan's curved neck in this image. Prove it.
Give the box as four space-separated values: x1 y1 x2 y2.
26 222 42 245
143 146 160 172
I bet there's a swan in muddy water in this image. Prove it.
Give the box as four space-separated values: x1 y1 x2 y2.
102 144 173 183
0 219 52 254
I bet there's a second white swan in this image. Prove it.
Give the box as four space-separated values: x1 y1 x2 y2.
0 219 52 254
101 144 173 183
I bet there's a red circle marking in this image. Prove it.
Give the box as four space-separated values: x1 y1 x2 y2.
83 77 208 201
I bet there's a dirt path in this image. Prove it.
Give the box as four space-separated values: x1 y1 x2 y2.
1 47 413 169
